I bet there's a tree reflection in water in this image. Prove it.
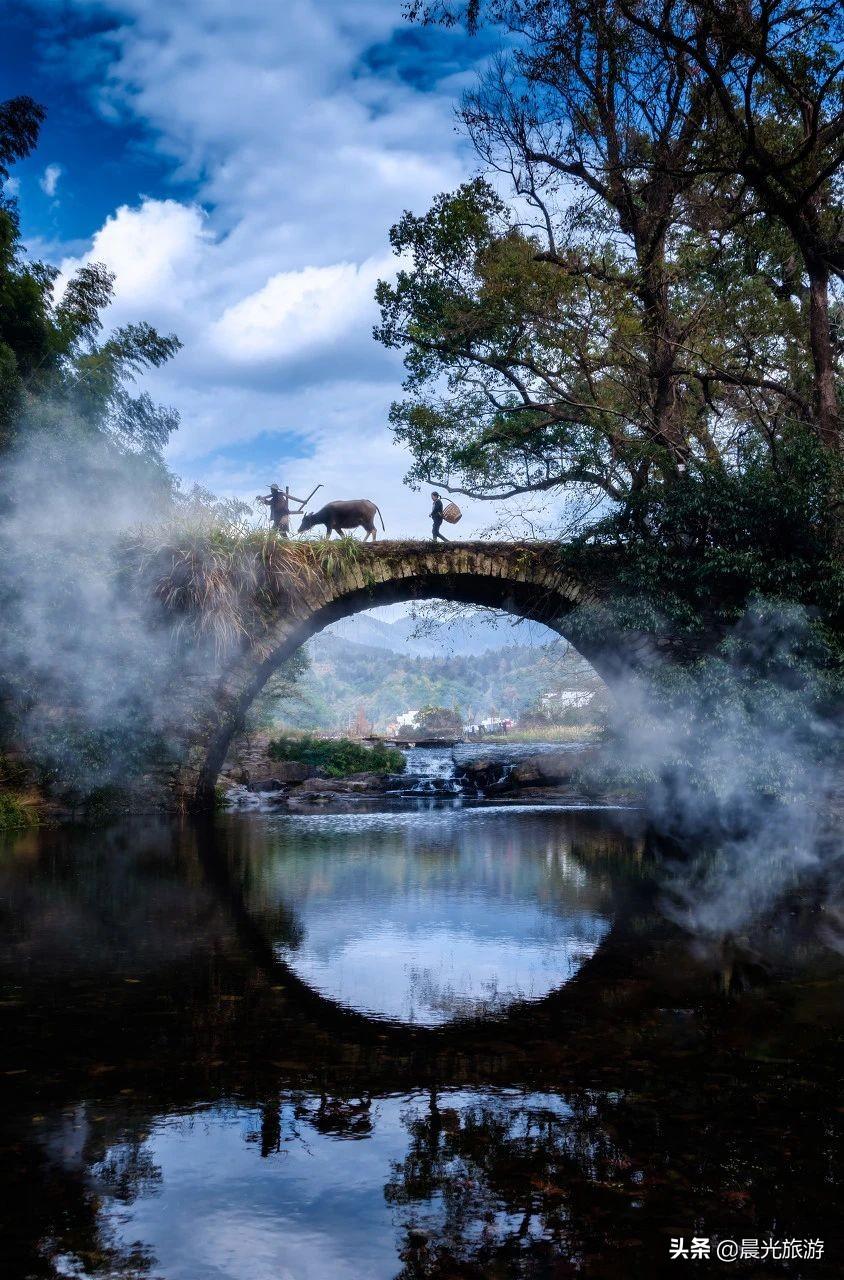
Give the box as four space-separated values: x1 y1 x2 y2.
0 811 842 1278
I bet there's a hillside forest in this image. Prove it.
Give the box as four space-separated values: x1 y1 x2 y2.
250 632 604 735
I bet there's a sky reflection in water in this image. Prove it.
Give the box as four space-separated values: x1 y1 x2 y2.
255 808 611 1024
88 1090 572 1280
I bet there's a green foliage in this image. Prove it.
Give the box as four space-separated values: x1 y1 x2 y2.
0 790 36 829
310 535 367 579
267 734 406 777
376 180 626 499
0 97 181 457
518 688 609 729
413 704 463 734
0 97 44 181
246 651 311 732
571 434 844 635
28 719 174 802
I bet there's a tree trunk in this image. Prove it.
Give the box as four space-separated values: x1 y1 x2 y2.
638 244 687 468
805 258 844 556
807 260 839 452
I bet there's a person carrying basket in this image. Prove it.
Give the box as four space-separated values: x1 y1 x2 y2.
430 492 448 542
430 492 461 542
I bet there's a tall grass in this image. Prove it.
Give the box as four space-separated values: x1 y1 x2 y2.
126 522 379 657
0 791 37 830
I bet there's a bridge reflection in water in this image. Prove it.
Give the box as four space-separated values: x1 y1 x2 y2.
236 808 613 1026
1 810 842 1278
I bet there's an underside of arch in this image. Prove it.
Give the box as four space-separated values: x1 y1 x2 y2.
188 568 632 808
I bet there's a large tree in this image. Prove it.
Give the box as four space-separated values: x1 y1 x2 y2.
615 0 844 450
383 2 840 523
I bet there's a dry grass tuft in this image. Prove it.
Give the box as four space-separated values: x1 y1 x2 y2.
125 522 385 656
124 526 554 658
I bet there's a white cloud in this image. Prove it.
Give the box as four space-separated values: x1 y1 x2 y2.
3 176 21 198
39 163 64 197
211 257 392 363
37 1 505 536
59 198 208 312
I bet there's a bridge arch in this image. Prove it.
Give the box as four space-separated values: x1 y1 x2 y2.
165 541 690 809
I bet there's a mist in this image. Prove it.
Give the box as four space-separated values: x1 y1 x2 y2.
589 599 843 945
1 414 841 951
0 413 227 799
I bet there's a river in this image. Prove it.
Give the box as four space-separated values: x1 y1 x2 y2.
1 779 842 1277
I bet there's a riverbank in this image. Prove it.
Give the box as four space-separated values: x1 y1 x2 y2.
219 735 635 811
454 746 639 805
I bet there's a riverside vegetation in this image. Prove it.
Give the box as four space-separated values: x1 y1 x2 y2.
267 735 406 778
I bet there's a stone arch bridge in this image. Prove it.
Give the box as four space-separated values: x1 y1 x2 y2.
154 539 713 809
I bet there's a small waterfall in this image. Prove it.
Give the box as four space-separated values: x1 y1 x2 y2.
391 745 466 796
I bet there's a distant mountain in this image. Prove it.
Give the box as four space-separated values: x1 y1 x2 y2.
268 631 603 733
322 610 558 656
322 612 417 652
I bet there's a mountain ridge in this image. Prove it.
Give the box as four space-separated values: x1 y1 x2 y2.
322 610 559 656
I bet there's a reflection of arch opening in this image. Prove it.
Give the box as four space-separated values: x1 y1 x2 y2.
257 810 614 1028
190 543 644 807
196 821 631 1056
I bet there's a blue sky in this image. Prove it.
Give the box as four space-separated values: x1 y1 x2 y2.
1 4 191 244
0 0 508 536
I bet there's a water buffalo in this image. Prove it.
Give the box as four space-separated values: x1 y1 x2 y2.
299 499 385 542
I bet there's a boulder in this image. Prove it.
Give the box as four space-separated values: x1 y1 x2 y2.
221 765 251 785
341 771 391 792
455 758 508 791
509 748 597 788
247 777 287 793
455 747 601 794
287 789 340 809
298 772 390 794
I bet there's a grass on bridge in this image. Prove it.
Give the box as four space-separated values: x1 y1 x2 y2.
125 523 571 656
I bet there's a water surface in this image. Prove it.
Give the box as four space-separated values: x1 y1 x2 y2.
259 808 611 1023
1 805 842 1278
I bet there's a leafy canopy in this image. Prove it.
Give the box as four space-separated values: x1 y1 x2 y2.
0 96 181 457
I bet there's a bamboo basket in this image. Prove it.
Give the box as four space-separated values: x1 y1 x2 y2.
442 501 462 524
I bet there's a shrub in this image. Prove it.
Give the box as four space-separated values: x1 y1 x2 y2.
0 791 36 830
267 734 406 777
575 435 844 636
